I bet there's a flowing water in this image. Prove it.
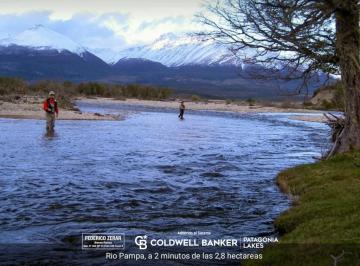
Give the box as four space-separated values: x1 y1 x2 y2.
0 101 329 265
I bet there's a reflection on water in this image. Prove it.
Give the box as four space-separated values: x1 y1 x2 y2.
44 130 57 139
0 104 329 264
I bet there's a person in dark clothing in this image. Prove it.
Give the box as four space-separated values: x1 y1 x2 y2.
178 101 185 119
43 91 59 132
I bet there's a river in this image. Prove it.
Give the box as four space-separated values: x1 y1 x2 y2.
0 101 329 265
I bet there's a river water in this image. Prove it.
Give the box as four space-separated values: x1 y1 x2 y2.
0 101 329 265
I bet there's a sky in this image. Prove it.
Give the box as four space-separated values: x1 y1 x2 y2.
0 0 206 55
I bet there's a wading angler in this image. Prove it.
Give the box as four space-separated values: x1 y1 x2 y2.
43 91 59 132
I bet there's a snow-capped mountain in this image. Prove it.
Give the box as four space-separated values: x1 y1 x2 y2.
0 25 109 80
0 25 86 55
0 25 87 56
114 33 243 67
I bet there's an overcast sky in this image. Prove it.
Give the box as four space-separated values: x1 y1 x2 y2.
0 0 206 52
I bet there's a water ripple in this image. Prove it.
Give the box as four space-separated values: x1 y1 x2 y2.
0 105 329 263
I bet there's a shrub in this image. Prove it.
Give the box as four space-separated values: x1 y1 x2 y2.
245 98 256 106
0 76 174 103
191 95 201 102
0 77 27 95
280 101 296 109
321 99 336 110
225 99 232 105
303 101 313 107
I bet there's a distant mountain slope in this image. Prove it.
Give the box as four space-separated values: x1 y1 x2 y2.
113 58 168 72
108 58 328 100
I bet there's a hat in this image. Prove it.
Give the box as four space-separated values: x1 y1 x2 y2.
49 91 55 96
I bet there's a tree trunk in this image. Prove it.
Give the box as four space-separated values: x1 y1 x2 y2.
333 0 360 153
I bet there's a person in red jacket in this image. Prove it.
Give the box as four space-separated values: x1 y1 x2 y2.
43 91 58 132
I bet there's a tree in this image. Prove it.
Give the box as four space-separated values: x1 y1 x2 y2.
198 0 360 154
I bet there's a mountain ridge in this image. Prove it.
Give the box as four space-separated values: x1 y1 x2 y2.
113 33 242 66
0 25 330 100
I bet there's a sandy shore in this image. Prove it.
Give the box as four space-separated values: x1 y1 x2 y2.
0 96 328 123
0 97 121 121
288 115 327 123
80 97 327 123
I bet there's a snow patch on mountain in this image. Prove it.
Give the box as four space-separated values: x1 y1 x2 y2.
0 25 87 56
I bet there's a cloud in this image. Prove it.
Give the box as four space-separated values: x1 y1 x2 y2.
51 13 128 49
103 14 203 45
0 12 127 54
0 1 207 61
0 11 51 37
0 0 204 20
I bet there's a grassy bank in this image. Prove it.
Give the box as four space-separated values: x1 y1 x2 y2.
251 151 360 265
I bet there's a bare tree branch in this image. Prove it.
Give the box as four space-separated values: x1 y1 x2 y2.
196 0 339 94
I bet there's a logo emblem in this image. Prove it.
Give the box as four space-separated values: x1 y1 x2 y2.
135 235 148 250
